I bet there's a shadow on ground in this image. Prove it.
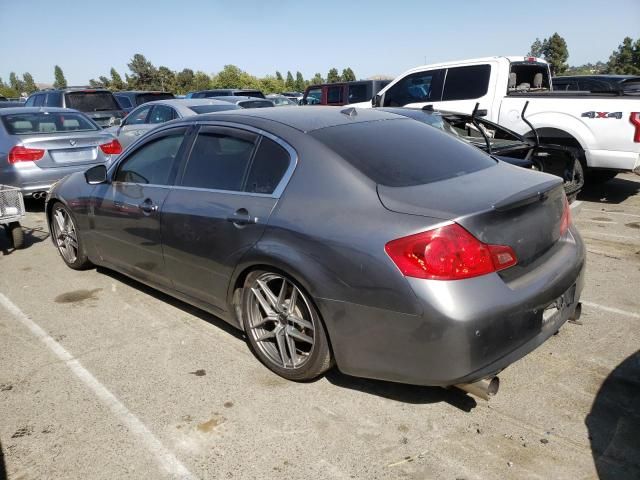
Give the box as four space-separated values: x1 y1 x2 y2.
579 176 640 204
98 267 477 412
586 350 640 480
0 225 50 256
0 439 6 480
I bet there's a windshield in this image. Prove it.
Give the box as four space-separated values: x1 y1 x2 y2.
2 112 98 135
311 118 496 187
65 91 120 112
188 104 240 114
137 92 174 104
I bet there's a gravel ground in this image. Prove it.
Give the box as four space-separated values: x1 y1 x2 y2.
1 173 638 480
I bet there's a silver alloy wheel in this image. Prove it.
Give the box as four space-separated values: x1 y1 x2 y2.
247 272 316 369
52 206 79 264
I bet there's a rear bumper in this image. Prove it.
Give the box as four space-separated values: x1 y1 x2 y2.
0 162 101 196
317 228 586 387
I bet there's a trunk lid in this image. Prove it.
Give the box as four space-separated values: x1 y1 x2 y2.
377 162 566 266
21 132 114 168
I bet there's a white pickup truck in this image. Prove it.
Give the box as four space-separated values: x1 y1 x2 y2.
360 56 640 183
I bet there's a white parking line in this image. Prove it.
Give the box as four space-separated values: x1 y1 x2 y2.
582 231 640 241
582 301 640 319
582 208 640 219
0 292 197 480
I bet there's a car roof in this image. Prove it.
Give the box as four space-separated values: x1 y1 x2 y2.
115 90 173 95
214 96 271 102
192 105 405 133
142 98 233 107
0 106 79 116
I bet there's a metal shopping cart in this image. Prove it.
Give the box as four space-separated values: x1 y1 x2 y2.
0 185 25 249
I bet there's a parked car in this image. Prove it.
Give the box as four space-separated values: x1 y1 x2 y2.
302 80 390 106
187 89 266 99
214 96 275 109
0 101 26 109
25 88 126 128
281 91 303 103
266 94 299 106
46 107 584 399
360 56 640 184
380 106 584 197
106 98 240 149
553 75 640 94
114 91 175 112
0 107 121 198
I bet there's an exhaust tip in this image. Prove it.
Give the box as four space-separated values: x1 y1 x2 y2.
570 302 582 321
454 376 500 401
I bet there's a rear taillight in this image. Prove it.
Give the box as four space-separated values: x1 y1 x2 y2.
385 223 517 281
560 194 571 236
630 112 640 143
99 139 123 155
8 145 45 164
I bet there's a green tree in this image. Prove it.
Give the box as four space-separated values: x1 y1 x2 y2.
110 68 126 90
127 54 158 89
158 66 177 92
541 33 569 75
192 71 211 91
294 71 305 92
88 78 104 87
53 65 67 89
175 68 195 93
285 71 295 90
528 38 544 58
341 67 356 82
260 75 285 94
0 77 19 98
213 65 244 88
275 71 283 82
22 72 37 94
98 76 111 88
606 37 640 74
327 68 341 83
310 73 324 85
9 72 24 93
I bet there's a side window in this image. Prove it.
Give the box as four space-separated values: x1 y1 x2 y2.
45 92 61 107
33 94 45 107
442 64 491 101
25 96 36 107
348 84 370 103
245 137 291 194
383 69 445 107
180 128 257 191
149 105 176 124
124 105 152 126
115 95 132 109
115 130 185 185
327 86 343 104
305 88 322 105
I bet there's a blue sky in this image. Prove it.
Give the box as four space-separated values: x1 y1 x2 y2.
1 0 639 85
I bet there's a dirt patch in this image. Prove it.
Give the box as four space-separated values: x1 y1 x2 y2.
625 222 640 229
188 369 206 377
197 415 225 433
54 288 102 304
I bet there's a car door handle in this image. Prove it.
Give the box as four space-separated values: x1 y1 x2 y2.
138 199 158 214
227 209 256 226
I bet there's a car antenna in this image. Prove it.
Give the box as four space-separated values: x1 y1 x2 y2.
340 107 358 117
471 102 492 154
520 101 540 148
422 104 434 111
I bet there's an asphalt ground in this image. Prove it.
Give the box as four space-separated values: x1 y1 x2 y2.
1 173 639 480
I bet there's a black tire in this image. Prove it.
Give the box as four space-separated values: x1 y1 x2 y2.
586 170 618 185
50 202 92 270
565 158 585 196
241 270 332 381
8 222 24 249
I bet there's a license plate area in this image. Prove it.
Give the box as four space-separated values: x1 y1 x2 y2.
51 147 97 163
541 285 576 330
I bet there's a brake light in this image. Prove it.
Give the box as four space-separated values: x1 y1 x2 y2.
99 139 122 155
8 145 45 163
630 112 640 143
560 194 571 236
385 223 517 280
526 56 537 63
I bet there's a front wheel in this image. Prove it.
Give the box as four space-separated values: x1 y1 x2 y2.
50 202 92 270
242 270 332 381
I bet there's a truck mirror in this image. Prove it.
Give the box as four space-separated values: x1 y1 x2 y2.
372 94 381 108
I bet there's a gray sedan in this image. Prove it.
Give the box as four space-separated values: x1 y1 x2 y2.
45 107 585 399
0 107 121 198
107 99 240 149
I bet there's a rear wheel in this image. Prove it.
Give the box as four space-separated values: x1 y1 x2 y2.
242 270 332 381
51 202 92 270
8 222 24 249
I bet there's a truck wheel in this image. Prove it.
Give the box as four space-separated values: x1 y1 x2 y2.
565 159 585 196
587 170 618 185
9 222 24 249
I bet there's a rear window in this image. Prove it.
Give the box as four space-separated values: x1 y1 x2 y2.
236 90 265 99
115 95 133 108
136 92 175 105
311 119 495 187
188 104 240 114
2 112 98 135
64 91 120 112
238 100 273 109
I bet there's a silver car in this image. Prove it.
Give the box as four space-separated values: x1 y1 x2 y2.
107 99 240 149
0 107 121 198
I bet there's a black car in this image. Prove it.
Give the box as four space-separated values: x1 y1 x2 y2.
114 91 175 112
553 75 640 94
380 107 584 197
188 89 266 99
25 88 126 128
214 96 274 109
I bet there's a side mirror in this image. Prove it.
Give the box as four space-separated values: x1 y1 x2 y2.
85 164 108 185
372 94 381 108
